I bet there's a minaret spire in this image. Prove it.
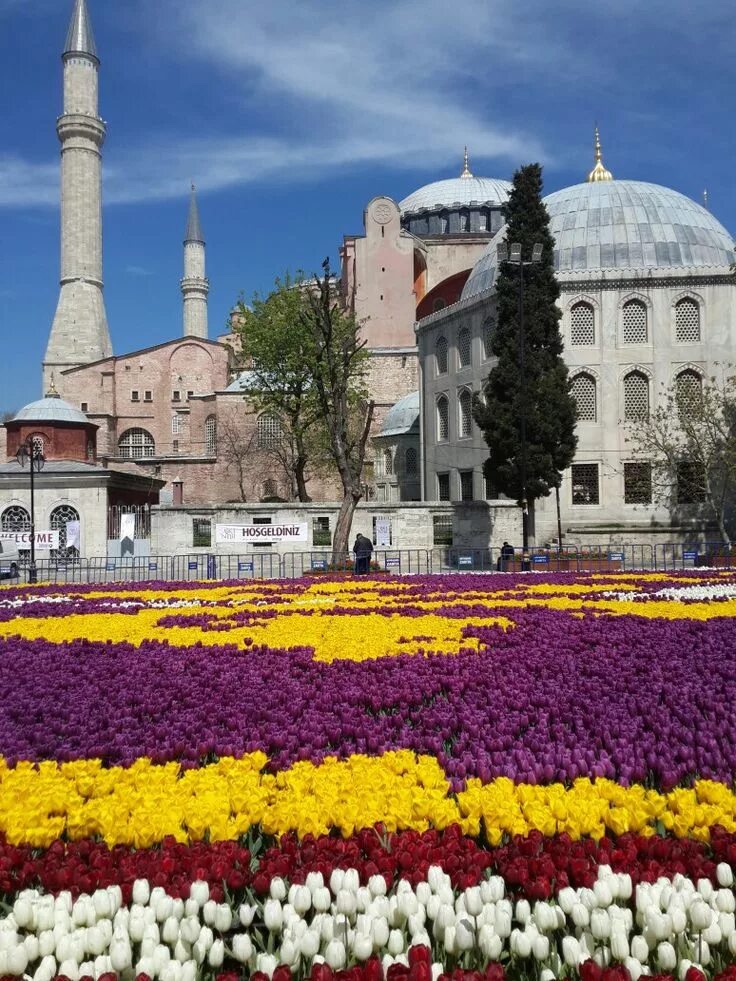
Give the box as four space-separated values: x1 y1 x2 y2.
586 125 613 183
64 0 98 59
43 0 111 394
459 146 473 179
181 184 209 338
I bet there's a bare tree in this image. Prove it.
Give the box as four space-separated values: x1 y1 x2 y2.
627 371 736 545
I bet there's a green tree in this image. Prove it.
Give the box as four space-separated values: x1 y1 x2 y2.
473 163 577 538
234 273 333 502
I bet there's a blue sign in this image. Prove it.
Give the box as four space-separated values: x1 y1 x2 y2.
188 561 198 571
238 562 254 572
148 562 158 571
683 550 698 561
608 552 624 562
386 557 401 568
311 559 327 571
106 562 115 571
532 554 549 565
457 555 474 567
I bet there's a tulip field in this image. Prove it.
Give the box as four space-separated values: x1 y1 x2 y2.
3 571 736 981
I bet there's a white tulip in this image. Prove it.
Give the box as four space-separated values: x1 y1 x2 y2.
293 886 312 916
109 933 132 973
562 936 581 967
717 889 736 913
515 899 531 924
344 869 359 893
330 869 346 895
486 877 506 903
34 954 57 981
161 964 182 981
387 928 404 956
540 970 556 981
443 925 456 955
24 934 39 962
625 956 643 981
238 903 255 928
38 932 55 958
717 863 733 888
398 892 419 919
572 903 590 928
455 918 474 951
174 939 191 963
136 955 155 978
202 899 216 926
336 890 357 917
263 899 283 932
610 926 629 961
558 887 576 915
184 899 199 918
79 961 95 979
55 935 72 964
7 944 28 976
86 925 106 956
269 877 286 901
372 917 390 947
579 888 596 911
189 882 209 907
320 917 335 943
672 907 688 934
300 929 321 959
364 874 385 897
214 904 232 933
58 958 79 981
192 940 207 966
436 905 455 931
427 867 445 892
256 952 278 978
495 908 512 938
462 887 481 918
618 874 633 901
207 939 224 968
416 882 431 907
690 899 713 931
704 921 722 945
160 916 178 945
92 891 111 921
594 881 613 908
313 887 332 913
94 954 112 977
697 879 714 902
478 924 502 960
325 939 347 970
353 933 374 961
591 909 611 940
181 961 197 981
180 917 200 945
512 928 532 958
678 960 694 981
232 933 253 964
657 941 677 971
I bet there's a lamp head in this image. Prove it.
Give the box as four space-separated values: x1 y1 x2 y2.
496 242 508 263
531 243 544 263
510 242 522 262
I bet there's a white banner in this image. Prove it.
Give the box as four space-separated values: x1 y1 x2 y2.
374 516 391 547
0 531 59 551
119 513 136 541
215 523 309 545
66 521 81 551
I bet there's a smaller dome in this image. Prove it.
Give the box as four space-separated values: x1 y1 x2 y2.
11 396 90 426
378 392 420 438
400 176 511 215
460 228 506 300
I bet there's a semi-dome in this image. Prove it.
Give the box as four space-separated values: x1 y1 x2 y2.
11 395 90 425
400 176 512 215
377 391 420 438
461 179 736 301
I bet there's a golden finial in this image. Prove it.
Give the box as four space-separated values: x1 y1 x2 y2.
586 125 613 182
46 375 60 399
460 146 473 179
703 188 709 210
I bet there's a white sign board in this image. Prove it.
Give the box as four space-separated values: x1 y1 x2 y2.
0 531 59 551
374 516 391 547
215 523 309 545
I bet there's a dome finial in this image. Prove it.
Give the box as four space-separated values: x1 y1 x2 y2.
586 124 613 182
46 375 60 399
703 188 709 210
460 146 473 179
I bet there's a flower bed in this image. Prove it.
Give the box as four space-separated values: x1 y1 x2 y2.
1 570 736 979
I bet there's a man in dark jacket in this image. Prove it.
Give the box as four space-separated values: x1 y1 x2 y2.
353 534 373 574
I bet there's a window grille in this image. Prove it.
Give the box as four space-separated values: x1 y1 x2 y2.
31 434 45 457
172 440 179 455
384 448 393 476
676 370 702 418
118 428 155 459
675 298 701 343
435 336 448 375
81 402 88 413
483 319 494 360
571 373 596 421
460 470 474 501
50 505 80 559
436 396 449 441
433 513 453 545
192 519 211 547
131 390 140 402
624 372 650 421
571 464 599 505
622 300 648 344
437 473 450 501
257 413 283 449
624 462 652 504
484 473 500 500
457 328 472 368
172 390 181 402
205 415 217 455
262 480 278 499
171 415 180 435
570 302 595 345
677 461 706 503
313 517 331 547
1 505 30 533
144 391 152 402
458 389 472 437
405 447 418 475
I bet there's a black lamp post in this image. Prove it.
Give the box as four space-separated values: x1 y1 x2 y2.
15 436 45 584
497 240 543 571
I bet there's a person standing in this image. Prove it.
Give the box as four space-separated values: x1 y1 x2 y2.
353 534 373 574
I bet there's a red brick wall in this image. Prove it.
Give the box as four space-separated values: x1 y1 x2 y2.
5 423 96 462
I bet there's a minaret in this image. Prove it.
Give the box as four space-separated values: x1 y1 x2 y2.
181 184 209 338
43 0 112 393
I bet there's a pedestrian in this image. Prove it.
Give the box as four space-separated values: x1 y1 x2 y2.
497 540 515 572
353 533 373 575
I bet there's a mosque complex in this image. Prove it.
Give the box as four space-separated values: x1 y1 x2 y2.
2 0 735 557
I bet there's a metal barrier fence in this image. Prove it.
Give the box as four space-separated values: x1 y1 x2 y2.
0 542 732 585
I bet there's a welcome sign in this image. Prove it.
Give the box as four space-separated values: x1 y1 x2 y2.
215 524 309 545
0 531 59 550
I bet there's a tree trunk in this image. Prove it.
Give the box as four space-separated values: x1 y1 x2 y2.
295 455 310 502
332 491 361 567
555 484 563 547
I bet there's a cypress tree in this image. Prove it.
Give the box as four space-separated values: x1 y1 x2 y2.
473 163 577 517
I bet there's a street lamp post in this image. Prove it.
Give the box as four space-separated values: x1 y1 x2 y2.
15 436 45 584
496 240 543 571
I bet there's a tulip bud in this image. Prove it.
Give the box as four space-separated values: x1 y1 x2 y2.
478 924 502 960
631 934 649 962
214 904 232 933
455 918 474 952
330 870 346 895
372 917 390 948
690 899 713 931
305 871 324 893
7 944 28 976
591 909 611 940
443 925 456 955
464 887 483 918
58 958 79 981
181 961 197 981
344 869 359 893
264 899 283 932
207 939 224 968
189 882 209 908
232 933 253 964
269 877 286 901
86 925 106 956
256 952 278 978
368 875 387 897
313 887 332 913
717 889 736 913
109 932 133 973
625 956 643 981
495 908 512 938
572 903 590 928
162 916 179 945
238 903 255 927
38 931 55 958
353 932 374 961
611 925 629 961
515 899 531 925
24 934 39 963
325 939 346 970
533 934 550 960
300 929 320 959
174 938 190 963
717 863 734 888
92 891 111 921
336 890 357 917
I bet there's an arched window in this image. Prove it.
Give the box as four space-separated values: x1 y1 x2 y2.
30 433 45 457
458 388 473 437
118 428 155 459
436 395 449 442
676 369 703 418
570 373 597 422
384 448 394 476
622 300 648 344
257 413 283 449
262 479 278 499
675 298 701 343
1 505 30 533
457 328 472 368
623 371 650 421
482 319 494 360
570 302 595 345
405 447 418 475
50 504 80 559
205 415 217 455
435 336 448 375
171 415 180 435
432 297 446 313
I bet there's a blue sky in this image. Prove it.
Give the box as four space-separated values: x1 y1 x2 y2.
1 0 734 411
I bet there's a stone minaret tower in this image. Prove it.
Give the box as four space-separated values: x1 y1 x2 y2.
181 185 209 338
43 0 112 393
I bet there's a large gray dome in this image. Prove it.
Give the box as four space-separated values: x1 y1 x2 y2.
11 396 90 425
400 176 511 215
462 180 735 301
